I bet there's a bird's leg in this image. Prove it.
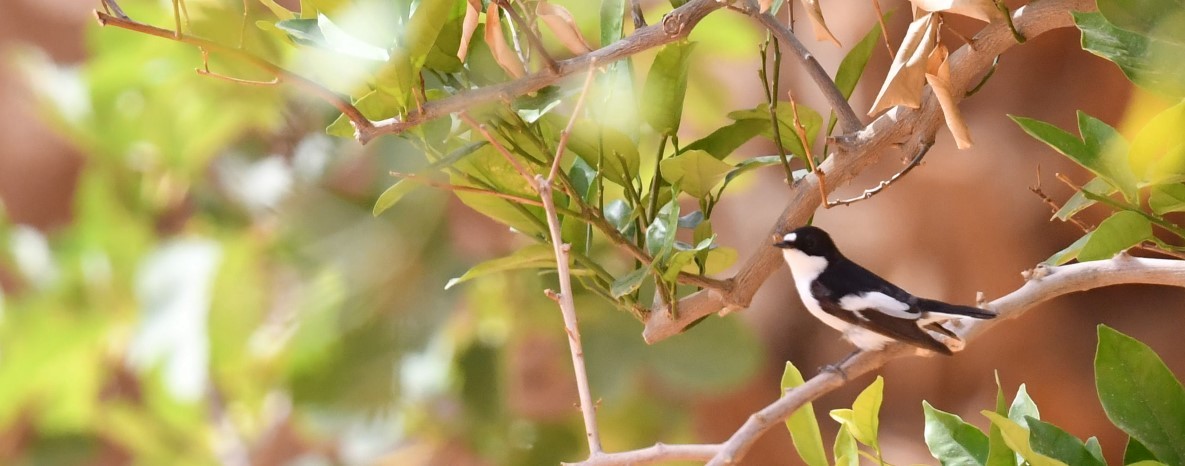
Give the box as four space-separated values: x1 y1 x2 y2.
819 349 861 381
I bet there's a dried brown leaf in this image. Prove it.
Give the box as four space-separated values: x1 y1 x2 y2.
484 3 526 78
800 0 841 46
759 0 775 13
457 0 481 62
924 44 973 148
537 1 593 54
868 12 940 115
911 0 999 22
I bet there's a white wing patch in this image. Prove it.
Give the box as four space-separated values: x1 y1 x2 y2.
839 292 918 319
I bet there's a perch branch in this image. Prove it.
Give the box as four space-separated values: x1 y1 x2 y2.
642 0 1096 344
573 256 1185 465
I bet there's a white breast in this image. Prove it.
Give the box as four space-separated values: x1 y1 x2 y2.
781 249 850 332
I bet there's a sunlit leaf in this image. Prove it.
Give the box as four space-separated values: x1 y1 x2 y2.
981 412 1067 466
660 150 732 198
1129 99 1185 183
373 179 418 216
987 372 1018 466
830 376 883 449
834 424 859 466
1096 325 1185 465
1011 114 1138 200
783 362 828 466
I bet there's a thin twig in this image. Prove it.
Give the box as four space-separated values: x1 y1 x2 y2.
758 39 794 182
537 80 605 458
870 0 895 59
752 11 863 134
93 10 374 137
494 0 560 74
828 140 933 207
550 64 599 182
1028 167 1091 232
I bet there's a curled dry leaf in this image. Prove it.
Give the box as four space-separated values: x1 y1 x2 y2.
800 0 841 46
759 0 775 13
485 3 526 78
457 0 481 62
911 0 999 22
868 12 939 115
537 1 593 54
924 44 974 148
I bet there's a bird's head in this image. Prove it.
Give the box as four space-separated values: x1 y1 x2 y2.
772 225 840 259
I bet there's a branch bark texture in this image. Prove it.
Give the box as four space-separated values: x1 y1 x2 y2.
642 0 1097 344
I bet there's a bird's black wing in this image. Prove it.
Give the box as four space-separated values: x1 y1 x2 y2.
811 280 953 355
819 258 921 314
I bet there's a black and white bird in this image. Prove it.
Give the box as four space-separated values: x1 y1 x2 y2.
773 226 995 356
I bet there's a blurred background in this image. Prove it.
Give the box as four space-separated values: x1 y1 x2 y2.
0 0 1182 465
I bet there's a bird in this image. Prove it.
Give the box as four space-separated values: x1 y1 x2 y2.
773 226 995 359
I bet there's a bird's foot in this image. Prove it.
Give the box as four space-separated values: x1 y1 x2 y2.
818 363 849 381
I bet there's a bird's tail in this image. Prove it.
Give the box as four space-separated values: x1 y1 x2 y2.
917 298 996 319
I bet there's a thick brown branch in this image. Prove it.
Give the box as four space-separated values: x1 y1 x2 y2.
642 0 1097 344
93 11 373 137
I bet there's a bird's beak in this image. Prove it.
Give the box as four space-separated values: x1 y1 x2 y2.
772 240 792 249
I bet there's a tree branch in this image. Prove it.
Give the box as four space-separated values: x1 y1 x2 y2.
584 256 1185 465
642 0 1097 344
565 443 721 466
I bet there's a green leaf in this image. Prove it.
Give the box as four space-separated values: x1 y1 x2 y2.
1078 210 1153 261
683 119 767 159
603 199 638 232
275 15 389 61
982 412 1067 466
1074 12 1185 99
1044 233 1093 266
987 373 1018 466
830 376 883 450
444 244 557 289
611 266 650 298
1027 418 1106 466
1096 0 1185 43
1055 177 1116 221
1010 114 1137 200
782 362 828 466
729 103 823 161
1129 99 1185 183
660 150 733 198
834 425 859 466
1008 384 1040 428
1096 325 1185 465
258 0 296 19
642 41 697 135
835 15 887 100
326 89 403 137
678 211 704 229
548 116 640 186
372 179 418 216
404 0 456 72
1126 436 1159 464
1150 183 1185 214
645 201 680 258
600 0 626 47
923 401 990 466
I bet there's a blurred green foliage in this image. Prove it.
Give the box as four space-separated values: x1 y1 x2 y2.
2 0 778 463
